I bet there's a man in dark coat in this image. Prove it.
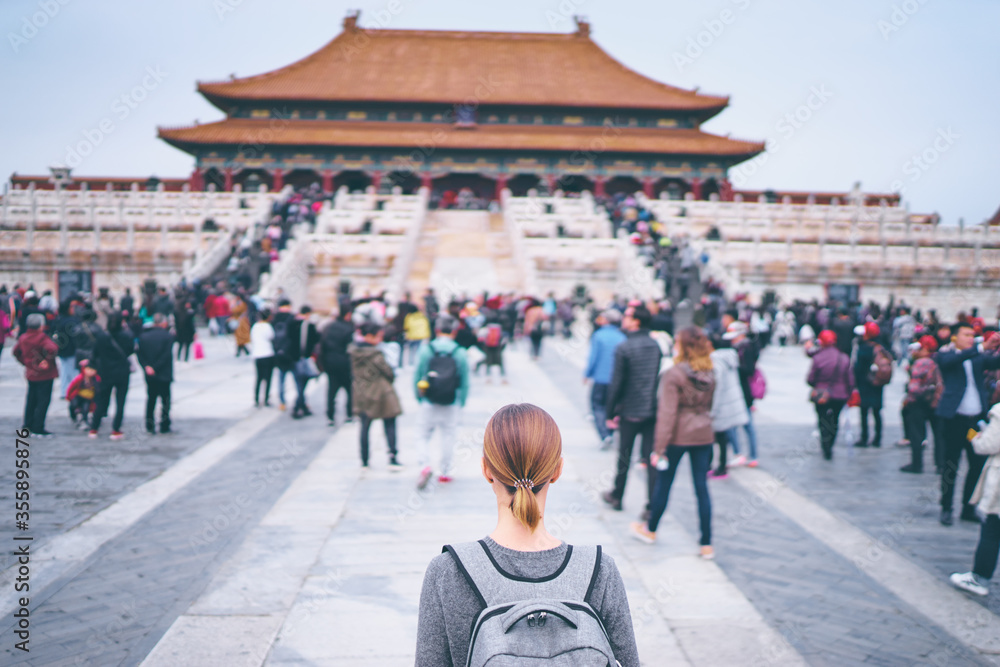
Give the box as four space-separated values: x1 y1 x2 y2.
935 322 1000 525
318 309 355 426
853 322 886 448
832 309 856 357
137 313 176 434
602 305 663 514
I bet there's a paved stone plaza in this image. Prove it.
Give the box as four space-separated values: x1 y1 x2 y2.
1 332 999 666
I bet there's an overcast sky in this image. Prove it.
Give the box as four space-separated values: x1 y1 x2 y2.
2 0 996 225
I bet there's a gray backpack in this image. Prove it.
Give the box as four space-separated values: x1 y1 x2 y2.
444 540 620 666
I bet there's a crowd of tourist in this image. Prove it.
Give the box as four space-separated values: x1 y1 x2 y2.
2 271 998 602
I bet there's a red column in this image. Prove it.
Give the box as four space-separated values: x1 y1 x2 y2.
321 169 334 194
720 178 733 201
495 174 508 200
690 177 702 200
546 174 558 192
371 171 382 192
272 168 284 192
223 167 233 192
190 168 204 191
420 173 433 191
642 177 655 198
594 176 606 197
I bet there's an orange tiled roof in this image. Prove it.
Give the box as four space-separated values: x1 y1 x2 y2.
158 119 764 157
197 23 727 112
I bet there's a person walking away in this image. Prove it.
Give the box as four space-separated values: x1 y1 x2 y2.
414 315 469 489
250 308 276 407
936 322 1000 526
724 321 761 466
807 330 852 460
477 321 508 383
708 340 748 478
289 305 320 419
630 326 717 559
318 309 354 425
271 299 297 411
403 308 431 366
900 335 944 473
67 359 100 428
349 322 402 469
523 302 546 360
584 310 626 449
950 402 1000 596
232 297 251 357
174 299 196 361
13 313 59 437
52 300 80 400
120 288 134 318
415 403 640 667
90 312 135 440
853 322 892 448
137 313 176 434
601 305 663 516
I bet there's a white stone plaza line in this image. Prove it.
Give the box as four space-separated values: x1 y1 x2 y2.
0 405 283 621
730 466 1000 658
142 347 805 666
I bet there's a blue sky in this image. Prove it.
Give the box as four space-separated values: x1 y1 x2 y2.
2 0 997 225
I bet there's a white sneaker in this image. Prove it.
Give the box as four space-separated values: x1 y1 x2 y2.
730 455 747 467
950 572 989 596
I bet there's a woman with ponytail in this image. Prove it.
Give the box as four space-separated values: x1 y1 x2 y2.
416 403 639 666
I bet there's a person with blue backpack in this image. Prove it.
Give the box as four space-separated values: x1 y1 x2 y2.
413 315 470 489
416 403 639 666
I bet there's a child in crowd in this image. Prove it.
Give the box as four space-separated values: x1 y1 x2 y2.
67 359 101 429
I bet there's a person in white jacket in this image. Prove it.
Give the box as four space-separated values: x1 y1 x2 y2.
708 347 749 478
950 403 1000 596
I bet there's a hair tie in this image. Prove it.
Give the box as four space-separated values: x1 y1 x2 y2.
513 478 535 490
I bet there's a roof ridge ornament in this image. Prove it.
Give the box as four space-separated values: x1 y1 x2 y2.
344 9 360 31
574 15 590 37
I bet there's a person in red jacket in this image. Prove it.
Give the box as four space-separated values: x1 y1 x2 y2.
13 313 59 436
67 360 101 428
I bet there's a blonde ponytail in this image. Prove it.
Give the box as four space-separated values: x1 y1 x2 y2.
483 404 562 533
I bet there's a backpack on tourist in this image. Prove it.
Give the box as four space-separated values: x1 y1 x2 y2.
444 541 618 667
869 344 893 386
424 346 460 405
484 324 503 348
272 318 291 361
749 368 767 400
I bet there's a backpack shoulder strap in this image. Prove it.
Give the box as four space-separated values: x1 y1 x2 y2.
443 541 599 607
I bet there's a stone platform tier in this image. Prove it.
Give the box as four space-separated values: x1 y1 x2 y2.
1 183 278 294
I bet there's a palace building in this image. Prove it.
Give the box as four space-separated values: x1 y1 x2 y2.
158 14 764 201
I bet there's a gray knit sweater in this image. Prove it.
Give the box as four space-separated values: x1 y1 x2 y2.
415 536 640 666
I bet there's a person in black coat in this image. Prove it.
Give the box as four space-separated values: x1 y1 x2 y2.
91 311 136 438
174 300 196 361
137 313 176 434
853 322 885 448
318 310 354 426
52 300 81 400
935 322 1000 525
602 305 663 514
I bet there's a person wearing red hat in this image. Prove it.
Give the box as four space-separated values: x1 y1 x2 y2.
852 322 891 448
900 336 944 473
936 322 1000 525
807 330 852 460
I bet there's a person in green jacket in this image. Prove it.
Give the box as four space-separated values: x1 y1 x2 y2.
413 315 469 490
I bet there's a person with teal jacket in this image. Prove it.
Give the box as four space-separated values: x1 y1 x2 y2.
413 315 470 489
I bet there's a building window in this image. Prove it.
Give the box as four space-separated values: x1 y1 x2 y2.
454 104 476 126
564 115 583 125
413 112 423 121
534 115 544 124
387 111 397 121
250 109 270 118
347 111 367 120
317 110 326 120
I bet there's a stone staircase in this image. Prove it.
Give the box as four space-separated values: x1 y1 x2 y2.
405 210 523 301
